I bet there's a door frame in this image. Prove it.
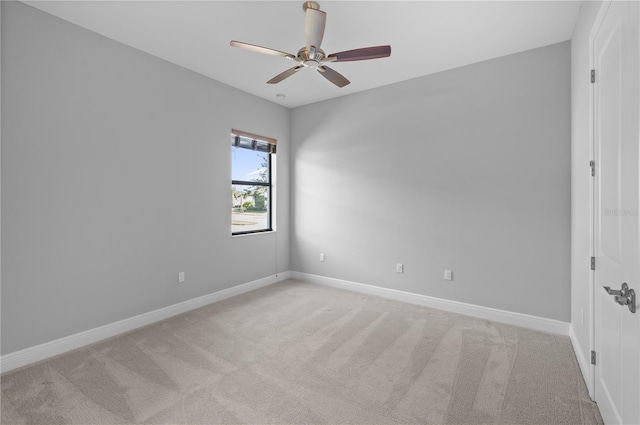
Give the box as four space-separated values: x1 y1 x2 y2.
587 0 612 401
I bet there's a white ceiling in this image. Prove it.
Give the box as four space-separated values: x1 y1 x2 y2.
24 1 581 108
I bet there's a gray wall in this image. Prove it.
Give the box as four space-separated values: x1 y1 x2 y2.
291 42 571 321
570 0 603 380
1 2 290 354
1 0 572 356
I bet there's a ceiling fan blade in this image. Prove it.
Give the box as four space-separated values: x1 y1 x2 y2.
267 66 303 84
305 8 326 53
317 66 350 88
325 45 391 62
230 40 297 61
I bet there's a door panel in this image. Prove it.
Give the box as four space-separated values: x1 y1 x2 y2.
597 5 623 266
595 6 624 418
593 1 640 424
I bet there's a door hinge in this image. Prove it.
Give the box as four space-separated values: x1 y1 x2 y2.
590 160 595 177
591 256 596 271
591 69 596 84
591 350 596 365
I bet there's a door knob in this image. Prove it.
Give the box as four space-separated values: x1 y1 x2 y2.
603 283 636 314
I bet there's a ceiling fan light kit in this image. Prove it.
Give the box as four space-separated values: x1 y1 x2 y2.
230 2 391 88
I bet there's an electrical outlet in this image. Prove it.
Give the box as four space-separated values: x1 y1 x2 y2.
444 270 453 281
396 263 404 273
178 272 185 283
320 253 325 262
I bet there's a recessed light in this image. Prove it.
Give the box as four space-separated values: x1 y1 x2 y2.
276 93 286 99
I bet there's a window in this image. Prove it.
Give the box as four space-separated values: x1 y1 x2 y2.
231 129 276 235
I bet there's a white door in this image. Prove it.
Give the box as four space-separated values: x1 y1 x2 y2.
593 1 640 424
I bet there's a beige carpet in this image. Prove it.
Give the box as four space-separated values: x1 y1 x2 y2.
1 279 602 424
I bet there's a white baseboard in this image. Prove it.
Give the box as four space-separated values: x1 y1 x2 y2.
291 271 570 336
2 271 569 374
1 272 290 374
569 324 594 398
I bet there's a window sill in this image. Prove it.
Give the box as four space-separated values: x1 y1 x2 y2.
231 230 276 238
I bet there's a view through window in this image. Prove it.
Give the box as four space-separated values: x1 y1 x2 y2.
231 131 275 235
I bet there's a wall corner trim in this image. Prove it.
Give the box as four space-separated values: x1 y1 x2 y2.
0 272 291 374
291 271 570 336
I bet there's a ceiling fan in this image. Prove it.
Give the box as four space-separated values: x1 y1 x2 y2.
230 1 391 88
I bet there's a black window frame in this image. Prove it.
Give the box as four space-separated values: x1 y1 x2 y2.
231 134 274 236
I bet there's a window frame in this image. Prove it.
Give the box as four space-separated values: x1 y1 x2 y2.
231 131 275 236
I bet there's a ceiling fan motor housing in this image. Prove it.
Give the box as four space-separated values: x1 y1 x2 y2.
298 47 325 68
